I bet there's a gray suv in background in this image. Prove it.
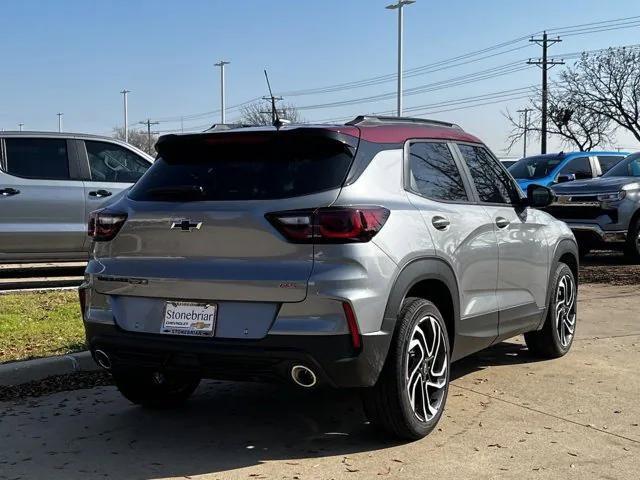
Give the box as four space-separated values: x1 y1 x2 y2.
0 132 153 263
549 151 640 261
80 116 578 440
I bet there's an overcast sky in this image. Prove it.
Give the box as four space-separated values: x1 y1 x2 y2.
1 0 639 156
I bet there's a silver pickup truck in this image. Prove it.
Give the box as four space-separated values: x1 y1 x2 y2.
0 131 153 263
549 151 640 262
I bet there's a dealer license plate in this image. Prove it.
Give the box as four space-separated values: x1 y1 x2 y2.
161 301 217 337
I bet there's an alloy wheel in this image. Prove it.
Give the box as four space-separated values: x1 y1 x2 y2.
555 274 576 348
405 315 448 422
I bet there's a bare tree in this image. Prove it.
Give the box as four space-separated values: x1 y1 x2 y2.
113 127 158 155
504 88 614 152
239 101 303 126
560 47 640 142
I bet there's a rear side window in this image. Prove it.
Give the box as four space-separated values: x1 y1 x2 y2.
408 142 468 201
597 155 624 174
129 133 355 201
560 156 592 179
85 140 149 183
457 144 520 204
4 138 69 180
604 154 640 177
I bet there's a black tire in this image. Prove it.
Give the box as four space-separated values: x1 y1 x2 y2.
525 262 577 359
624 216 640 263
113 370 200 408
362 297 450 440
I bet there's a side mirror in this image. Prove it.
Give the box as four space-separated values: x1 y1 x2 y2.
556 173 576 183
527 184 555 208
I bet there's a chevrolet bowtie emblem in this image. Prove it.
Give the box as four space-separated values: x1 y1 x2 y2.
171 220 202 232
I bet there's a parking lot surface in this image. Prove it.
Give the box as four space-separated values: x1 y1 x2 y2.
1 283 639 480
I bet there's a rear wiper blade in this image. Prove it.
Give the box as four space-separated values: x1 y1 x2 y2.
145 185 205 199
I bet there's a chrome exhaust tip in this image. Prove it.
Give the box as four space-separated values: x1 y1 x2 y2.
290 365 317 388
94 349 111 370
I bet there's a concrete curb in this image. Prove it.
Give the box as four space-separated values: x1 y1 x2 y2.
0 351 100 387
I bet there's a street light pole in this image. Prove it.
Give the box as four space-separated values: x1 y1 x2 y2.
120 89 131 143
517 108 533 157
386 0 415 117
57 113 63 132
214 61 230 124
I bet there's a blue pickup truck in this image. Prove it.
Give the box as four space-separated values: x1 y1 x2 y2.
508 151 629 191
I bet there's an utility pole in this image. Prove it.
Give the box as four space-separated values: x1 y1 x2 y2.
261 95 283 124
517 108 533 157
386 0 415 117
527 32 564 154
57 113 63 132
214 60 230 124
18 123 24 132
120 89 131 143
139 119 159 154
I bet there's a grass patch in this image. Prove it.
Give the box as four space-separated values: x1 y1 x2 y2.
0 290 85 364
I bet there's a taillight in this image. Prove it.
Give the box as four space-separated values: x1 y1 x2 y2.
88 210 127 242
266 206 389 243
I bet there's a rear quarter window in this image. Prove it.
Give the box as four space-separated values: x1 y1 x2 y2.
129 133 355 201
597 155 625 174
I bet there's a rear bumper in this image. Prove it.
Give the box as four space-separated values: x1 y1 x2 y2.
85 322 391 388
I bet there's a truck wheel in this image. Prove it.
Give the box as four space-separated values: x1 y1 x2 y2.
624 217 640 263
113 370 200 408
525 263 576 358
362 297 450 440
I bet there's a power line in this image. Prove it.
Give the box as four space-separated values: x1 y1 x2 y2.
294 62 533 111
279 43 533 97
547 15 640 34
137 15 640 128
279 15 640 98
315 86 538 123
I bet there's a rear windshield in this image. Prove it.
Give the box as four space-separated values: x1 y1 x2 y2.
128 132 356 201
508 154 563 180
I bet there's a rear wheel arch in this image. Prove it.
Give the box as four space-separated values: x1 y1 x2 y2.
382 257 460 356
627 206 640 232
537 238 579 330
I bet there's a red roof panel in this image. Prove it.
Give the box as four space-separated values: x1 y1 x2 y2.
355 124 482 144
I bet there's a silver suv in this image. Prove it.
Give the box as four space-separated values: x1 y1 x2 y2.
0 132 153 263
80 116 579 440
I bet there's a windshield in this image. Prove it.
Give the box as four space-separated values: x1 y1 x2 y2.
603 153 640 177
508 154 564 180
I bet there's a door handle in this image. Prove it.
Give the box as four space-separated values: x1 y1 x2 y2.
431 216 450 230
496 217 510 229
0 187 20 197
89 189 113 198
